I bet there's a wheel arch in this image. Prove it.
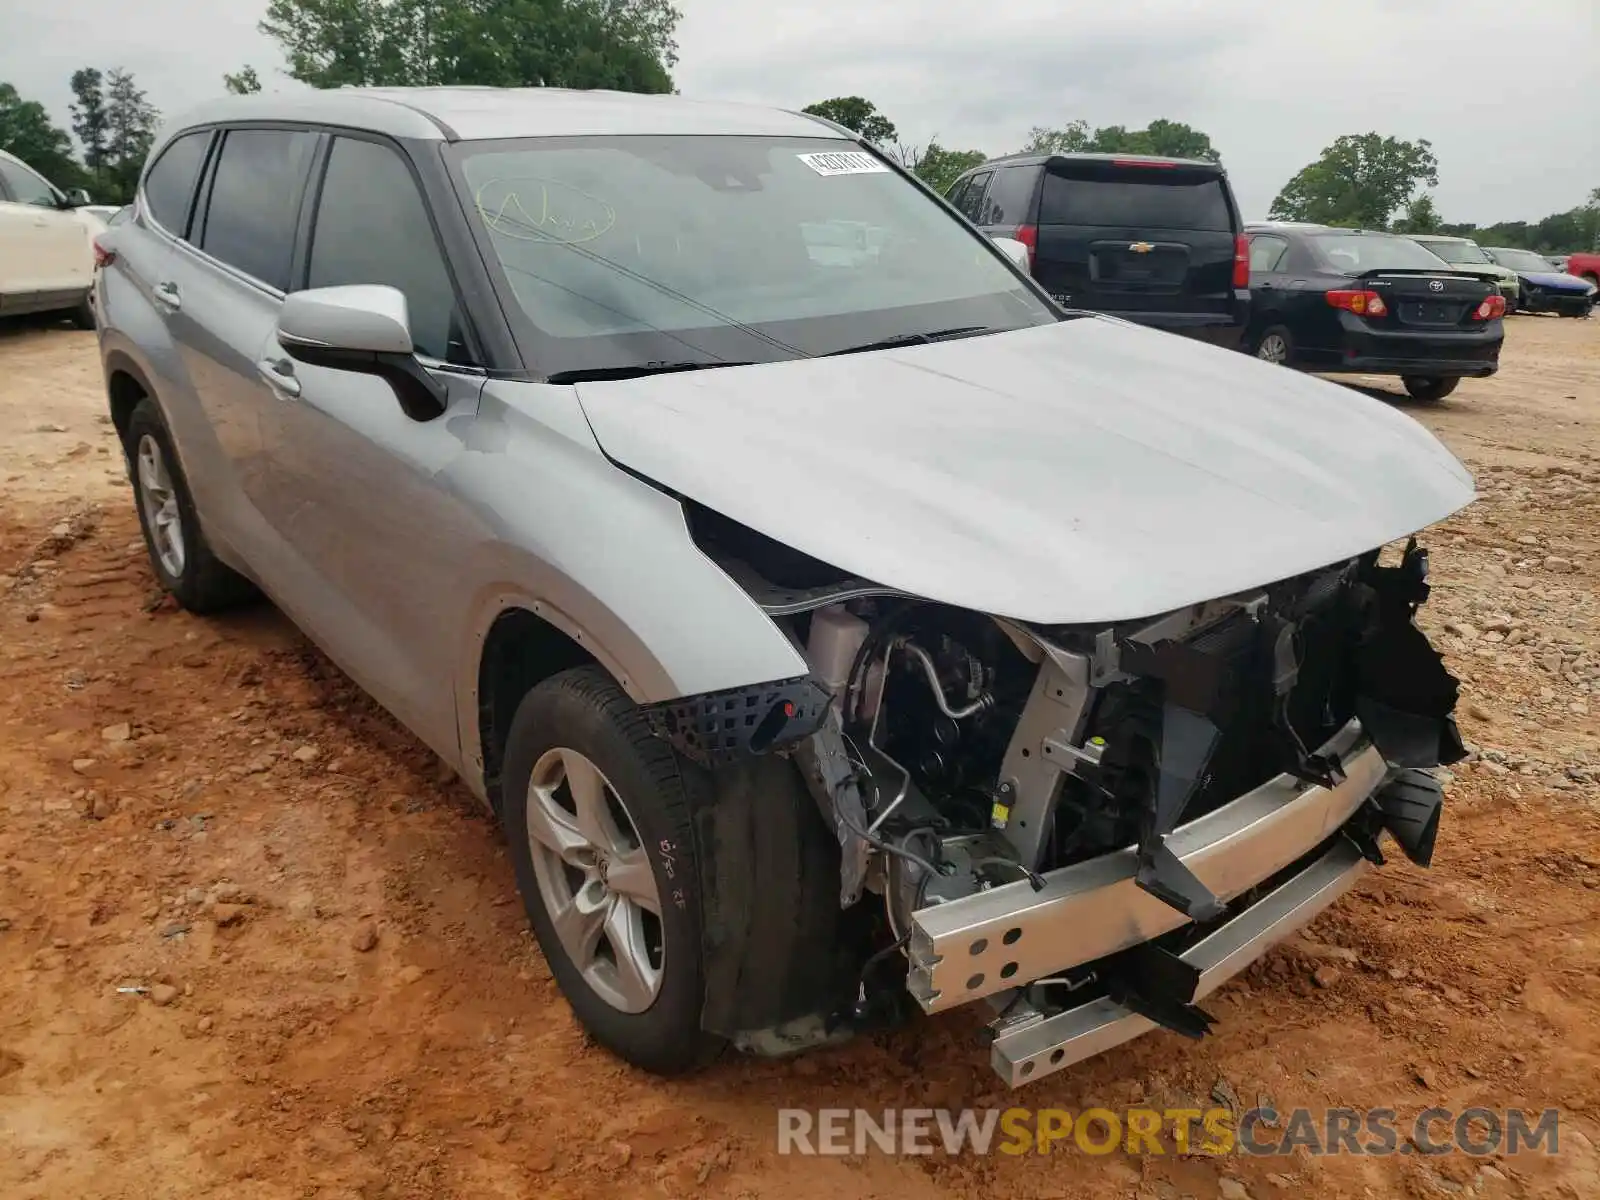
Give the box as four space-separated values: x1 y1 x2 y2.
102 346 157 449
462 589 672 815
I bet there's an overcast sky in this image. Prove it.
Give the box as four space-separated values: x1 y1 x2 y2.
3 0 1595 222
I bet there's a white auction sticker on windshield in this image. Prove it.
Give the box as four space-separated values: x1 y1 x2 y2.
797 151 890 177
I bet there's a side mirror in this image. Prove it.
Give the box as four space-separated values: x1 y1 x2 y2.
990 235 1032 273
276 285 446 420
65 188 92 208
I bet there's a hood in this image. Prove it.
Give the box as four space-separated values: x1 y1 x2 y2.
575 319 1475 625
1519 271 1594 292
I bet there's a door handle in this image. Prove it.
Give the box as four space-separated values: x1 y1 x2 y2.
257 357 301 398
154 280 182 311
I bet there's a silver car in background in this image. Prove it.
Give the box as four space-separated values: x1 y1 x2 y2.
95 88 1472 1087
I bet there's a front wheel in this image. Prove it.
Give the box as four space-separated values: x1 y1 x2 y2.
1402 376 1461 403
502 666 723 1075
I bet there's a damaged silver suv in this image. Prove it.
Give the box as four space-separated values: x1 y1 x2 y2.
95 87 1472 1087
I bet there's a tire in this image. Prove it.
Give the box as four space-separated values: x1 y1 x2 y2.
69 293 96 330
1402 376 1461 403
1253 325 1293 366
125 398 257 612
501 666 723 1075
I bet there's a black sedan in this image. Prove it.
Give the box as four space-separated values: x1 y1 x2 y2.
1243 225 1505 402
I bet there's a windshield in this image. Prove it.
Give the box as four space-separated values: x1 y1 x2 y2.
452 135 1057 376
1311 233 1452 274
1417 239 1492 266
1488 248 1560 273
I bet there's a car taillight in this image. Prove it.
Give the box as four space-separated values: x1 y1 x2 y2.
1471 294 1507 321
92 236 115 268
1233 233 1249 289
1013 224 1037 272
1325 289 1388 317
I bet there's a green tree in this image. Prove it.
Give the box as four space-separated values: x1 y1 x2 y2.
69 68 109 176
0 81 87 190
1268 132 1438 230
103 69 160 203
799 96 897 145
1022 121 1092 154
911 141 988 194
1393 193 1443 235
1021 119 1221 163
260 0 680 94
223 65 263 94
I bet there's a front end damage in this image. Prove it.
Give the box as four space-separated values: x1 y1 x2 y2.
646 530 1464 1087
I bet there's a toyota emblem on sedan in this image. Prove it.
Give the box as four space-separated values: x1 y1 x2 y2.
1429 280 1444 292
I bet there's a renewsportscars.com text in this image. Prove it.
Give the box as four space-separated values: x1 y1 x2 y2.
776 1106 1561 1158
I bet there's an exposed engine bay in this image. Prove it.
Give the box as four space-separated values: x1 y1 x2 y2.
649 507 1465 1077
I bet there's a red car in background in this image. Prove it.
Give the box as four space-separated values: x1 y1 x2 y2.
1566 251 1600 293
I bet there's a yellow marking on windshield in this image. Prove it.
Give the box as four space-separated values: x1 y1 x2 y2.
475 178 617 245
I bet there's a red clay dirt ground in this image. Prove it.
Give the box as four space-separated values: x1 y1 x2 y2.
2 315 1599 1200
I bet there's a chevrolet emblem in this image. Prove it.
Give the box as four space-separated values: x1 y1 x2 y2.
1128 242 1155 253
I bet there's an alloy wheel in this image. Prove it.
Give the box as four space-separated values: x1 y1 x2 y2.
136 434 186 578
525 747 665 1013
1257 333 1289 364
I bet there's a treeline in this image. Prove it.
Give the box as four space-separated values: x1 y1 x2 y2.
0 0 681 203
803 96 1600 254
2 18 1592 256
0 71 158 203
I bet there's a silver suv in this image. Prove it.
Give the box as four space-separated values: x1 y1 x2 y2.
96 87 1475 1087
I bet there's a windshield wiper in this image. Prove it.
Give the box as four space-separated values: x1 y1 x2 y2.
822 326 997 357
545 360 756 384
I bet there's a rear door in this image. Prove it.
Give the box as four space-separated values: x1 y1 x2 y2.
1033 159 1238 316
162 125 321 566
949 170 992 224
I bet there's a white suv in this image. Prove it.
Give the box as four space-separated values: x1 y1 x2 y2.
0 148 103 327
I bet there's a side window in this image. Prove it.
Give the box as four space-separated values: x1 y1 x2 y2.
956 171 993 222
306 137 466 363
142 132 211 235
0 156 59 207
945 175 973 210
982 167 1036 227
1248 235 1288 273
198 128 318 291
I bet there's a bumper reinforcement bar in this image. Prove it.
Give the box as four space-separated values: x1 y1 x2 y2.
907 720 1388 1013
988 838 1370 1086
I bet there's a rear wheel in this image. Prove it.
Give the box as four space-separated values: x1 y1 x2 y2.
1254 326 1293 365
1402 376 1461 403
125 398 257 612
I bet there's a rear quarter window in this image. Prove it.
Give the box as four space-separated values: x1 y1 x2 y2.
977 167 1037 226
142 131 211 235
1040 168 1234 231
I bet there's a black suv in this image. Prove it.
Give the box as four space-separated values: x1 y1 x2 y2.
946 153 1250 348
